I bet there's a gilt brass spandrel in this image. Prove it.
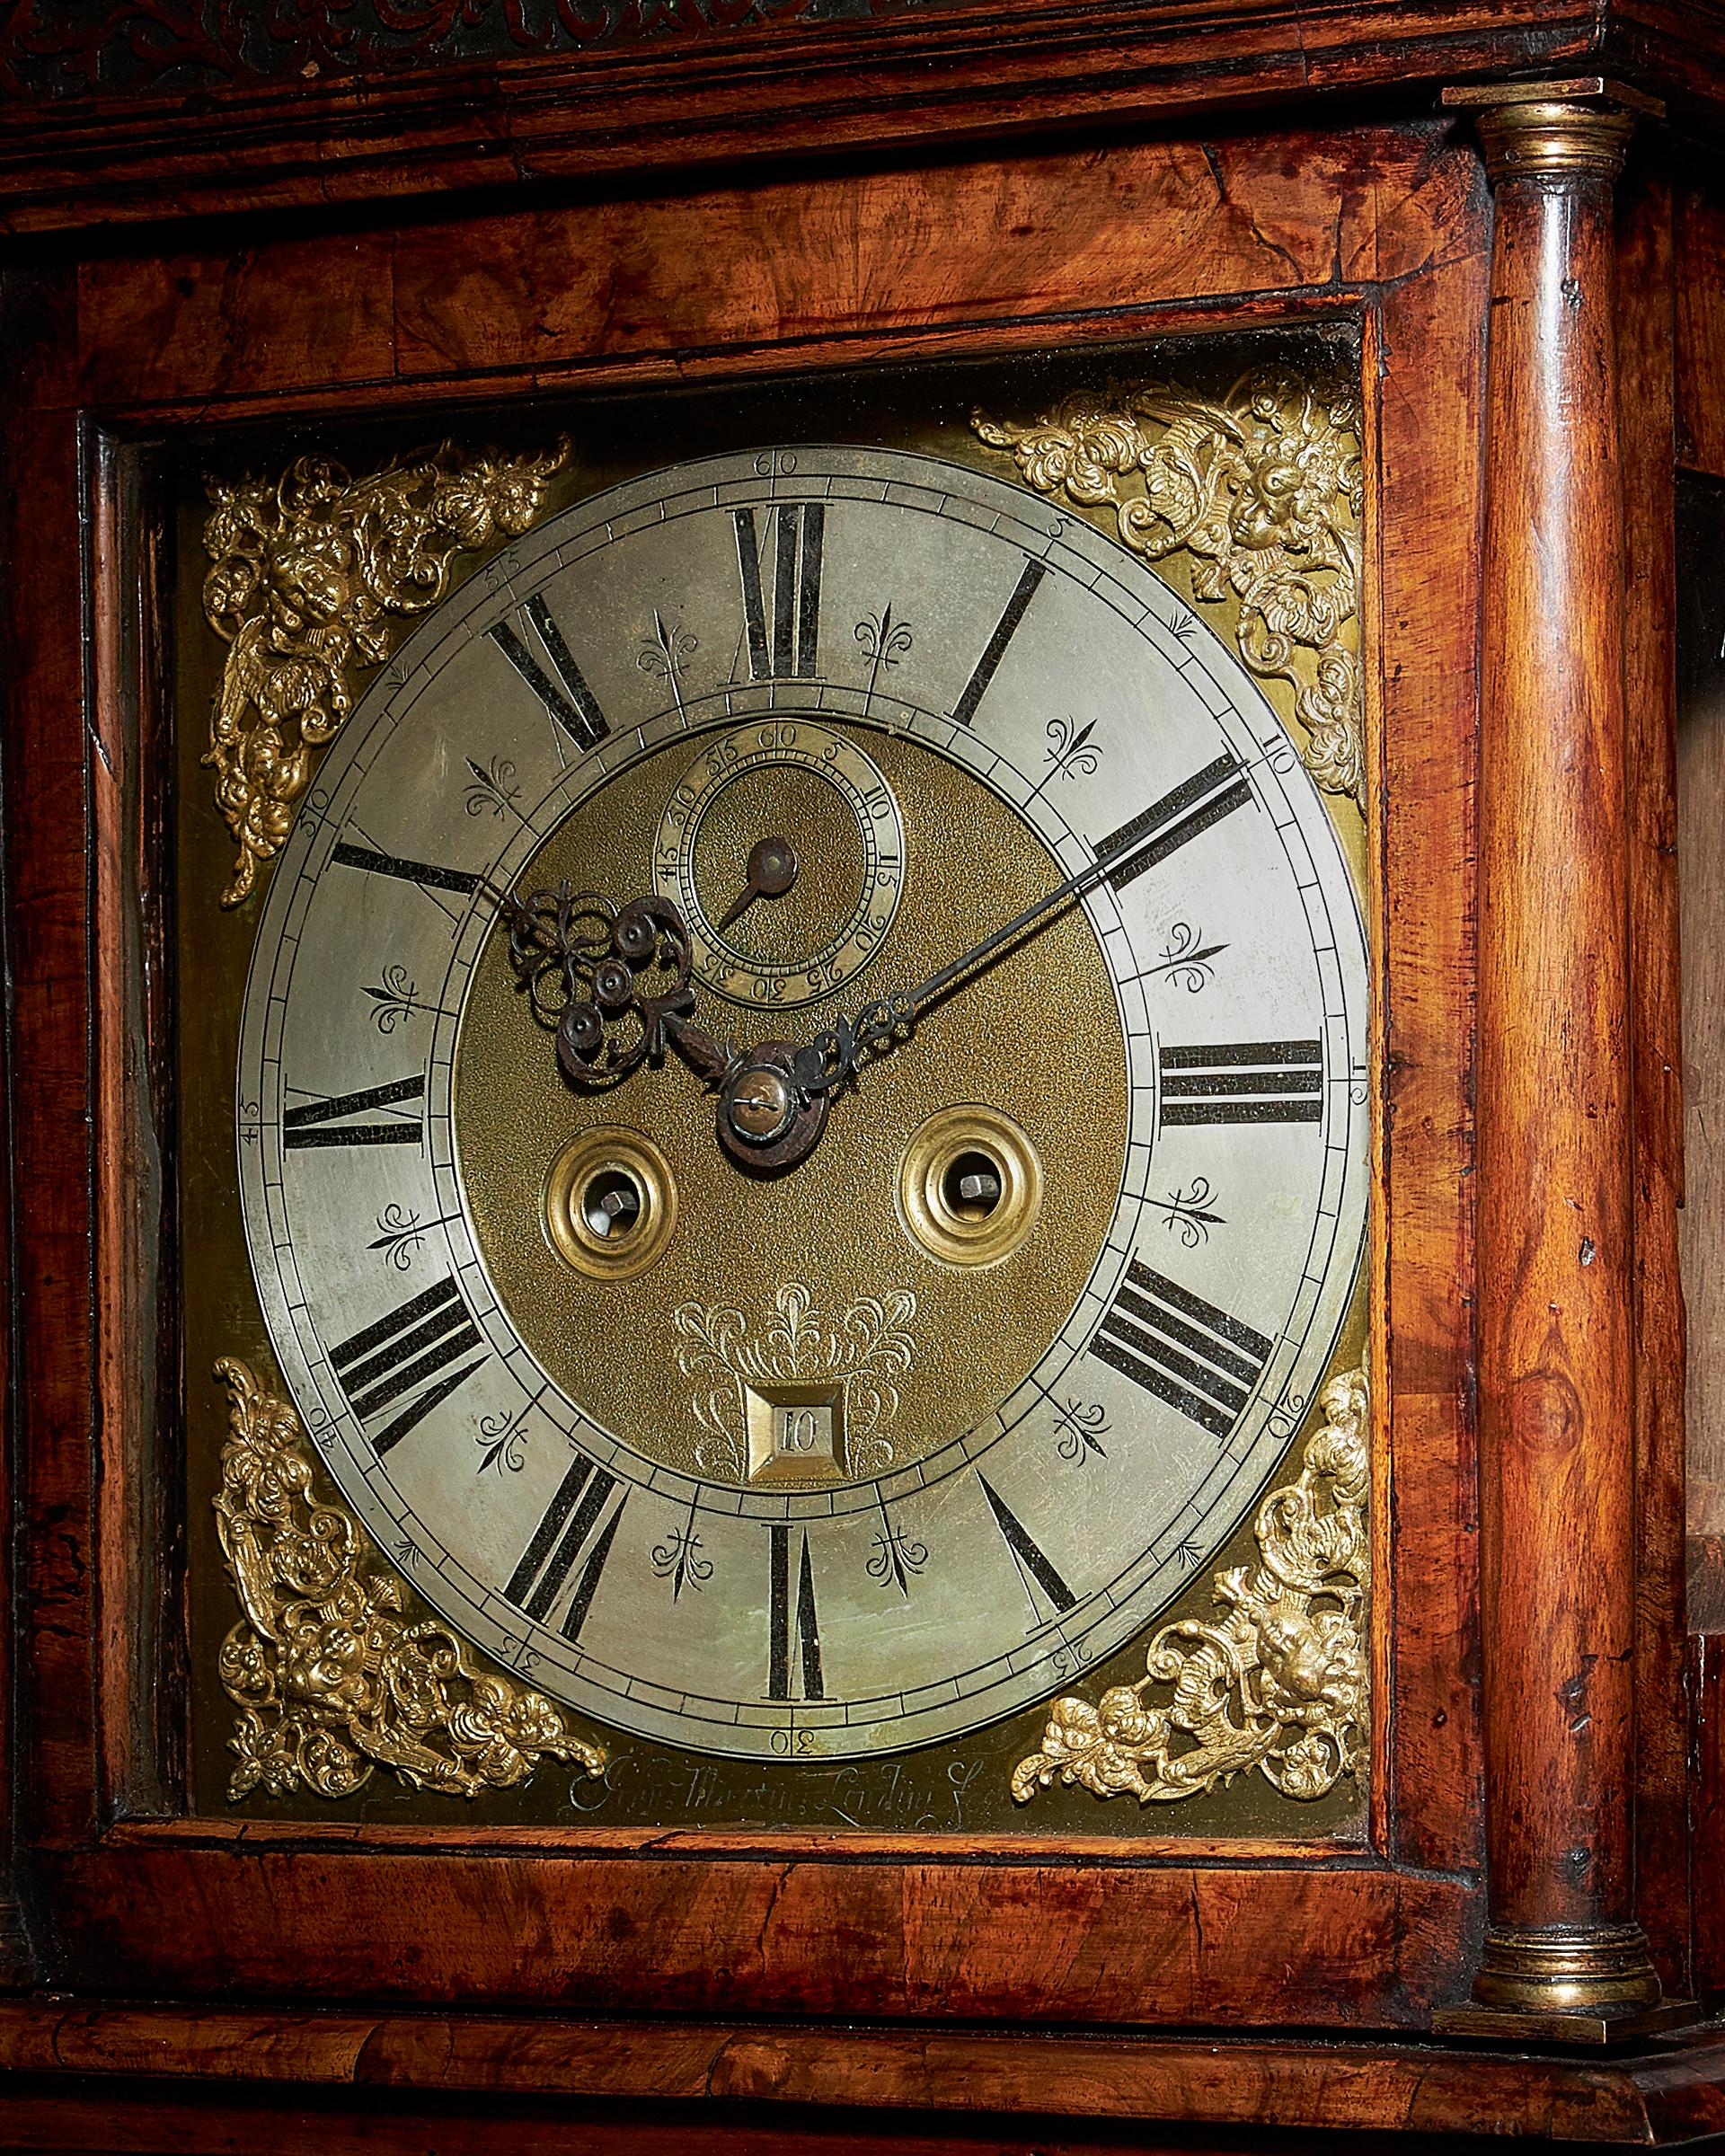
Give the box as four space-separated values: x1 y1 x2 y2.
213 1355 605 1802
971 367 1365 808
1012 1358 1368 1808
179 332 1371 1837
201 441 571 906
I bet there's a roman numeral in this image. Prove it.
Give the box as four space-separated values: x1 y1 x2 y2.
504 1454 627 1641
767 1524 823 1700
332 842 480 897
283 1074 423 1149
488 593 609 752
1088 1261 1273 1441
733 504 824 680
1159 1039 1323 1126
951 557 1047 727
1094 754 1252 889
329 1273 488 1456
978 1475 1076 1616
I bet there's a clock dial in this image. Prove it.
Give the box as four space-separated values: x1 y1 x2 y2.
235 444 1367 1762
650 719 907 1008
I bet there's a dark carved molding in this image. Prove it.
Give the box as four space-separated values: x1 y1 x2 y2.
0 0 947 103
0 1887 37 1993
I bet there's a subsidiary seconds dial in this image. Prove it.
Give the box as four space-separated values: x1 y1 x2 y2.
235 442 1368 1763
651 720 906 1009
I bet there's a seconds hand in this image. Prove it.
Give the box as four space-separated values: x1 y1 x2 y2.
792 751 1250 1094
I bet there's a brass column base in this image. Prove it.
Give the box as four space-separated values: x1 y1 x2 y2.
1434 1923 1699 2045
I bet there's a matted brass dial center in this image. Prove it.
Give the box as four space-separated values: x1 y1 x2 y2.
456 724 1128 1483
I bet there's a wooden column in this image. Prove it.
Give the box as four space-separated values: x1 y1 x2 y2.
1436 81 1681 2040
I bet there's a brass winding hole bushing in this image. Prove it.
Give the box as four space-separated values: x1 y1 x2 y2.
896 1104 1042 1268
544 1127 678 1280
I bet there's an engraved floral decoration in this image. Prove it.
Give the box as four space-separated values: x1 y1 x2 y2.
213 1357 604 1803
673 1282 917 1481
973 370 1364 804
201 440 568 906
1012 1360 1368 1807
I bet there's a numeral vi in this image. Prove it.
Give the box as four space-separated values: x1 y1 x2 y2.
768 1524 823 1700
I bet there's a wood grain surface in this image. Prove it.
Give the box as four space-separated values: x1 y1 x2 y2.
1473 128 1641 1939
4 46 1717 2143
58 124 1474 420
1617 152 1693 1993
0 118 1507 2037
0 2000 1723 2147
0 0 1627 238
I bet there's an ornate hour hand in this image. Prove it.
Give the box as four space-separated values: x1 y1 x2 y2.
714 835 799 936
500 881 737 1090
498 879 824 1173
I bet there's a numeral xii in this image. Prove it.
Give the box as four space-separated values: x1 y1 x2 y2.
734 504 824 680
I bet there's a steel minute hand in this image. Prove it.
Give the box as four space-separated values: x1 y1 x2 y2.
791 752 1248 1097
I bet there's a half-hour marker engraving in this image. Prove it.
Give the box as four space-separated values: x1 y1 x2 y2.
331 841 480 897
978 1474 1077 1615
283 1074 424 1149
504 1454 626 1642
1088 1261 1273 1440
951 556 1047 726
1160 1040 1323 1126
489 593 609 751
733 503 824 681
328 1273 488 1455
1094 753 1252 890
767 1524 824 1699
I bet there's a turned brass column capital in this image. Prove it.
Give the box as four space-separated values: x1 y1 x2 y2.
1434 1924 1694 2044
1442 77 1661 187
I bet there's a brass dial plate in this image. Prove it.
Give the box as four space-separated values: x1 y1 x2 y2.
234 443 1369 1763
